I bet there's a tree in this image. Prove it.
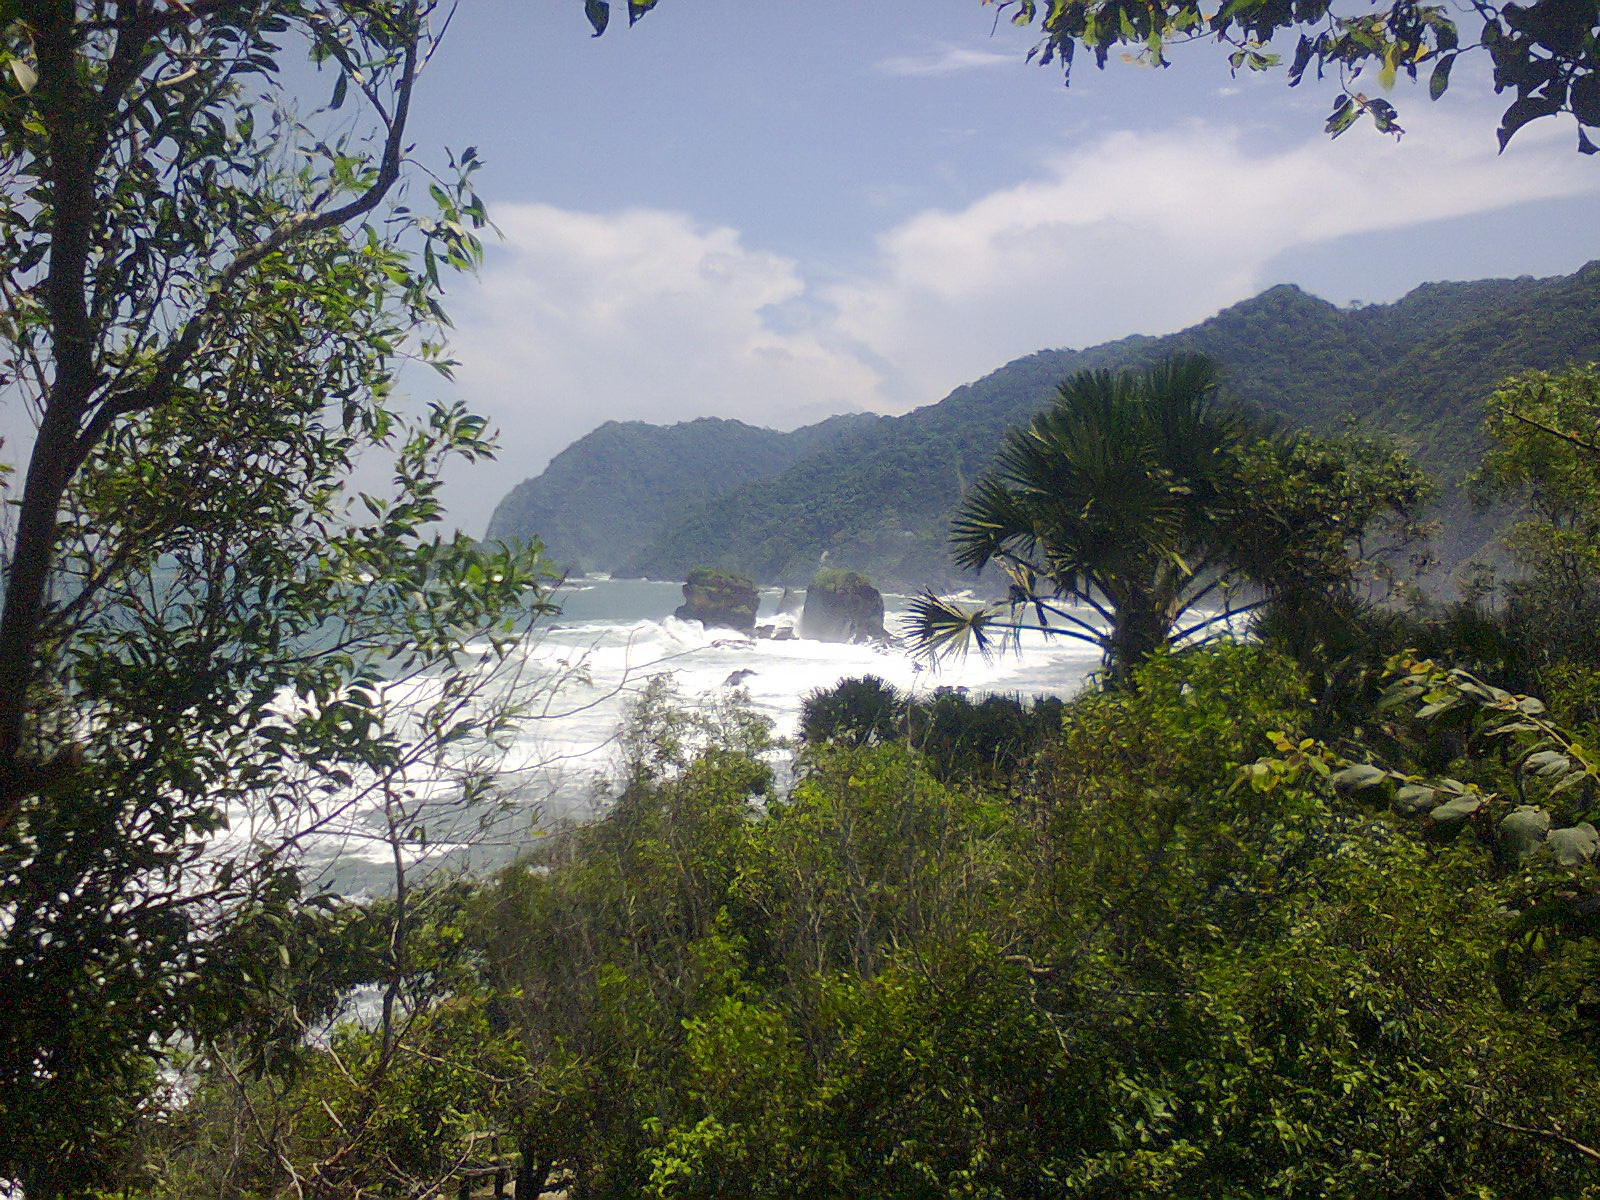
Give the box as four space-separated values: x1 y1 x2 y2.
990 0 1600 153
582 0 1600 153
799 674 905 748
1477 365 1600 603
909 355 1429 681
453 647 1600 1198
0 3 560 1192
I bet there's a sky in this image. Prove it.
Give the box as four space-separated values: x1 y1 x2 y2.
390 0 1600 537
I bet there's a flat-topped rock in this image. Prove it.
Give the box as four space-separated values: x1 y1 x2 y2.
674 567 759 634
800 569 887 644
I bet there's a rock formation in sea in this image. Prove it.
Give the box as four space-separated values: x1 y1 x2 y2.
674 567 759 633
800 570 887 643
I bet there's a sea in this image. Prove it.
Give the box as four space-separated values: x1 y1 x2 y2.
311 576 1105 892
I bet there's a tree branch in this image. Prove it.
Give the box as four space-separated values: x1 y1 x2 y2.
1507 408 1600 455
0 1 426 836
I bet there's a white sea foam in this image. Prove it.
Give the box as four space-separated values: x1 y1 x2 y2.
299 578 1106 889
490 580 1102 814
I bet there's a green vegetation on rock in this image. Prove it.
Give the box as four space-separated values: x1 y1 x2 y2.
674 567 760 633
809 568 874 590
800 568 887 644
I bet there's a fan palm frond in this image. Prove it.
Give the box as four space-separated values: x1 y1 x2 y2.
904 592 1015 663
950 476 1041 573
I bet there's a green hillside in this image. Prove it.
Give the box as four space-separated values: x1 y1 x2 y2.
484 412 880 573
490 263 1600 588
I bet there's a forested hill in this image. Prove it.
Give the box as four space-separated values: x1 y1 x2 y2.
483 412 881 574
488 262 1600 588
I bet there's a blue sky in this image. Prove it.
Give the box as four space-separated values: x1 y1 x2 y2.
399 1 1600 536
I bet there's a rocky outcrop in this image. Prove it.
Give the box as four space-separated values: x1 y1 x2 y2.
800 570 887 643
674 568 759 633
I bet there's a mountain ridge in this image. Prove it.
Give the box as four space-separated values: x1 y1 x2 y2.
484 411 881 575
487 263 1600 589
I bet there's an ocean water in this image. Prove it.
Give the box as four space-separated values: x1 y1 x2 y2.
311 577 1105 890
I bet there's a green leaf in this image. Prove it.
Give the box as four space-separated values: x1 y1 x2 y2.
586 0 610 36
1571 73 1600 127
1551 771 1592 796
1325 95 1359 138
1548 823 1599 866
1365 97 1402 134
1500 806 1550 859
1333 762 1388 789
1498 91 1564 151
1491 720 1545 735
8 57 36 93
1524 749 1572 778
1393 783 1437 814
1428 53 1454 101
331 71 348 110
1429 795 1482 823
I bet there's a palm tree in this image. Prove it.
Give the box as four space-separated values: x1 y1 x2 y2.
909 355 1317 682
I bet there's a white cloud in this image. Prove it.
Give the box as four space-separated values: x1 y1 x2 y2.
443 104 1600 535
875 44 1015 77
820 105 1600 405
444 206 884 531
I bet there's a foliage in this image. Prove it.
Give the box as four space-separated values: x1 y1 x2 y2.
462 687 777 1198
22 0 1600 1189
1475 364 1600 653
1247 651 1600 1126
617 672 776 784
909 354 1265 676
128 645 1593 1197
908 355 1428 681
1235 428 1435 594
1480 365 1600 555
993 0 1600 153
1004 646 1600 1196
1252 652 1600 885
587 0 1600 152
0 2 557 1192
800 675 1064 785
1274 364 1600 743
131 880 528 1199
685 564 756 590
798 674 904 748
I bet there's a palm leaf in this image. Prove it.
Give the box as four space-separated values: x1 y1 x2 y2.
904 591 1014 663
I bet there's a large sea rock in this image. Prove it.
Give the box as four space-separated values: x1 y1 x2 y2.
674 568 759 634
800 570 887 643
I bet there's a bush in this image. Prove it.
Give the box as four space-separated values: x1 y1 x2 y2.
809 568 874 591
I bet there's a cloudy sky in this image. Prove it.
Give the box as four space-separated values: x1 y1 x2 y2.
400 0 1600 536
